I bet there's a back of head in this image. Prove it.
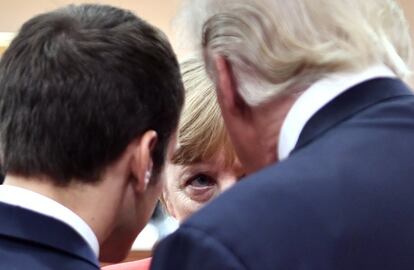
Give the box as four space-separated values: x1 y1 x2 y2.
0 4 184 185
176 0 412 105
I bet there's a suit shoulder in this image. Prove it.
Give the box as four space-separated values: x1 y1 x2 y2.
152 225 247 270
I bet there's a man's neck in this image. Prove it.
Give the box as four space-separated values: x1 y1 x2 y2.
246 93 300 171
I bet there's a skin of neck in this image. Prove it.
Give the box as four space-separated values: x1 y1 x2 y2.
244 93 300 172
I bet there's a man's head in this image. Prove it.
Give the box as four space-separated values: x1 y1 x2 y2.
0 4 184 261
176 0 412 173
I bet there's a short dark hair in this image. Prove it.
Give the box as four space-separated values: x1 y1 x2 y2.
0 4 184 185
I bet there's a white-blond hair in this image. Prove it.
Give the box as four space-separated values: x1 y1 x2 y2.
174 0 413 106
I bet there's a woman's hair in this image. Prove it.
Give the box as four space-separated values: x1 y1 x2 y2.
171 57 237 167
175 0 413 106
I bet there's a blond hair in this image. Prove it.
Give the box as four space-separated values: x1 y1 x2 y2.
172 57 237 166
175 0 413 106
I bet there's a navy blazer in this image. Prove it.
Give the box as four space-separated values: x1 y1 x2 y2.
0 202 99 269
151 78 414 270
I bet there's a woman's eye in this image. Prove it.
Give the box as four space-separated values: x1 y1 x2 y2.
187 174 215 188
184 173 217 204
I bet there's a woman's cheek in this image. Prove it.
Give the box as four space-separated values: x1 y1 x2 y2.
185 185 216 203
174 188 215 221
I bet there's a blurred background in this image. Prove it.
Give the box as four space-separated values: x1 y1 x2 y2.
0 0 413 263
0 0 181 54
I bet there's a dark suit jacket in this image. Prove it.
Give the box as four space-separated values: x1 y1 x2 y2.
151 78 414 270
0 201 99 269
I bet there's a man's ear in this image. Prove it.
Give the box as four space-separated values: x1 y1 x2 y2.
130 130 158 193
213 55 248 115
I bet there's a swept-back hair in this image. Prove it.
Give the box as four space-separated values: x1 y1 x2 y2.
175 0 412 105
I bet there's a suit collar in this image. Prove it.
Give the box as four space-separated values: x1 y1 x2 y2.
278 65 396 160
291 78 412 154
0 185 99 257
0 202 99 268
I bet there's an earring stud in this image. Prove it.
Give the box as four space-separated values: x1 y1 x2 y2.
144 170 152 186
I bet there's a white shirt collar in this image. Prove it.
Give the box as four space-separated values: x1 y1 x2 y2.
0 184 99 257
278 65 396 160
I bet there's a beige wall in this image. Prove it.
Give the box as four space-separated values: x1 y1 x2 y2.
397 0 414 85
398 0 414 37
0 0 181 36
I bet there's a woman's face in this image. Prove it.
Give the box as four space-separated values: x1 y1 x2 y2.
163 151 243 221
